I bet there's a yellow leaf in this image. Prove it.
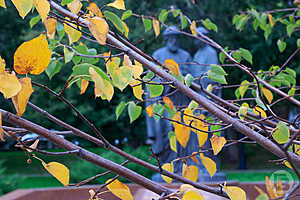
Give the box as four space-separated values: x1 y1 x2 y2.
182 164 198 182
146 105 153 117
210 135 226 155
200 153 216 177
152 19 160 37
44 17 57 39
182 190 204 200
67 0 82 15
238 102 249 121
0 0 6 9
0 56 5 73
224 185 246 200
131 65 143 79
265 176 276 199
64 19 82 44
14 33 51 75
107 0 125 10
27 138 39 152
87 2 103 17
163 97 175 112
11 0 32 19
123 55 132 66
172 112 190 148
164 59 179 76
161 163 173 184
191 152 199 164
134 60 142 66
195 117 208 147
183 107 194 125
294 144 300 155
253 106 267 118
283 160 292 169
0 112 4 141
42 161 69 186
0 72 22 98
262 87 273 104
12 77 34 116
89 67 114 101
88 17 109 45
80 79 89 94
190 20 197 37
130 79 143 100
33 0 50 22
268 13 274 27
106 179 133 200
123 21 129 38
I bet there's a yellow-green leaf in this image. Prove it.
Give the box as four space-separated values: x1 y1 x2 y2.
130 79 143 100
262 87 273 104
210 135 226 155
0 0 6 8
168 131 177 153
161 163 173 184
12 77 34 116
200 153 216 177
283 160 292 169
224 185 246 200
238 102 249 121
131 65 143 79
253 106 267 118
0 56 5 72
190 20 197 36
88 17 109 45
182 164 198 182
42 161 69 186
272 121 289 144
0 72 22 98
164 59 179 76
67 0 82 15
64 19 82 44
107 0 125 10
152 19 160 37
14 33 51 75
106 179 133 200
182 190 204 200
44 17 57 39
173 112 190 148
33 0 50 22
11 0 32 19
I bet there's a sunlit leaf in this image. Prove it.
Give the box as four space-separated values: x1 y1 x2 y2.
131 65 143 79
195 116 208 147
224 185 247 200
190 20 197 36
128 102 141 123
12 77 34 116
122 10 132 20
106 179 133 200
168 131 177 152
107 0 125 10
164 59 179 76
173 112 190 148
87 2 103 17
14 33 51 75
64 19 82 44
33 0 50 22
0 0 6 8
161 162 173 184
88 17 109 45
272 121 289 144
11 0 32 19
182 163 198 182
30 15 41 28
261 87 273 104
0 72 22 98
210 135 226 155
80 79 89 94
0 56 5 73
146 83 163 98
152 19 160 37
200 153 216 177
182 190 204 200
42 161 69 186
44 17 57 39
142 17 152 32
253 106 267 118
67 0 82 15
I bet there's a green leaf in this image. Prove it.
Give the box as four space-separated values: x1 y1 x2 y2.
45 60 63 80
219 52 226 64
232 51 242 63
29 15 41 28
235 88 241 99
184 74 194 87
142 18 152 32
288 87 296 96
287 24 296 37
238 80 250 98
146 83 164 98
210 64 227 75
64 47 74 64
143 71 155 81
56 23 65 41
172 9 180 17
207 72 227 84
277 39 286 53
188 100 198 110
211 125 221 136
202 18 218 32
297 38 300 48
272 121 290 144
61 0 74 6
264 24 272 40
239 48 253 64
128 102 142 123
104 11 125 34
121 10 132 20
255 194 269 200
153 103 164 121
158 9 168 23
116 101 126 120
180 14 188 29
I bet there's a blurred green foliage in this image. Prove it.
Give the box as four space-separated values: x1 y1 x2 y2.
0 161 24 195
